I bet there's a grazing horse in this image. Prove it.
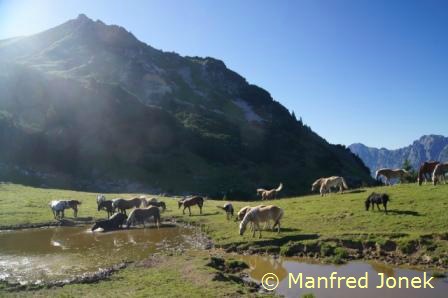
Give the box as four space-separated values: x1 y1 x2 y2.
91 213 127 231
418 161 439 185
375 168 409 185
239 205 283 238
365 192 390 214
126 207 161 228
433 162 448 185
217 202 234 220
311 178 326 192
112 198 142 215
319 176 348 196
50 200 81 219
261 183 283 200
178 196 204 216
143 200 167 212
98 200 114 218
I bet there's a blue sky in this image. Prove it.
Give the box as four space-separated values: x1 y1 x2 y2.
1 0 447 149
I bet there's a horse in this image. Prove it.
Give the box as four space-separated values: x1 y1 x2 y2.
91 213 127 231
217 202 234 220
143 200 167 212
49 200 81 219
178 196 204 216
126 206 161 228
97 194 106 206
319 176 348 196
261 183 283 200
365 192 390 214
375 168 410 185
311 176 341 193
256 188 267 198
418 161 439 185
98 200 114 218
433 162 448 185
239 205 283 238
112 198 142 215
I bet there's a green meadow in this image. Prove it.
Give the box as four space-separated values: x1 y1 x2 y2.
1 182 448 297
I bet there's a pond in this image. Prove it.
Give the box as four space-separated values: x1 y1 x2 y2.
0 225 192 284
241 255 448 298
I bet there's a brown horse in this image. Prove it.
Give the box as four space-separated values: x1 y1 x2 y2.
126 207 161 228
433 162 448 185
418 161 439 185
178 196 204 216
112 198 142 215
375 168 409 185
98 200 114 218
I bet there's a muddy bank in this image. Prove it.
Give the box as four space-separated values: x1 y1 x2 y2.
220 233 448 271
0 217 96 231
0 262 131 292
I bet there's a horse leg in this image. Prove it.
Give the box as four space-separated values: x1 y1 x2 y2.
384 202 388 214
376 203 381 211
188 206 192 216
199 204 202 215
74 207 78 218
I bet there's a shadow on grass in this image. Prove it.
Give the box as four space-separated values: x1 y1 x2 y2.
230 233 320 248
387 210 422 216
189 212 220 217
345 189 367 194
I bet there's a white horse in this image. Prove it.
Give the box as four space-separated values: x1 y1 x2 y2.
49 200 81 219
97 194 106 206
375 168 409 185
433 162 448 185
319 176 348 196
239 205 283 238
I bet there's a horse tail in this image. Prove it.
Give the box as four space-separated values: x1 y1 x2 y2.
275 183 283 192
341 178 348 190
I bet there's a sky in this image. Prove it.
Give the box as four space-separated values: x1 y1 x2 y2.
0 0 447 149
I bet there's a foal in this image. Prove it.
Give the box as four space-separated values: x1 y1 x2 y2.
217 202 234 220
178 196 204 216
365 192 390 214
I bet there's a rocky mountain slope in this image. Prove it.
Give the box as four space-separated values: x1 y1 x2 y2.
0 14 373 197
349 135 448 175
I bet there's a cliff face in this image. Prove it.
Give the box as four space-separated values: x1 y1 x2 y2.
0 14 373 197
349 135 448 175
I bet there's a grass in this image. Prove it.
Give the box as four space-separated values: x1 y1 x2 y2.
1 182 448 296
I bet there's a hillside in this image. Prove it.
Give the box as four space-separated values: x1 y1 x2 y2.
349 135 448 175
0 14 373 197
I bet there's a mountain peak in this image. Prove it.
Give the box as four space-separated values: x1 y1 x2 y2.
76 13 91 22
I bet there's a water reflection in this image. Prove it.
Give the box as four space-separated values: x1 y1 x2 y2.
241 255 448 298
0 226 191 284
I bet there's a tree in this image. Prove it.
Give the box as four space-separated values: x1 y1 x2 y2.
402 159 417 183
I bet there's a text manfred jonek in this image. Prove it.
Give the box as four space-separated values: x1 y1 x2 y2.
288 272 434 289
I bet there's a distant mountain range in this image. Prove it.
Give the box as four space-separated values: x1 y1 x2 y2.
0 14 373 197
349 135 448 175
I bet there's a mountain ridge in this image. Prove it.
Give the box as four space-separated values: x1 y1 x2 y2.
349 134 448 175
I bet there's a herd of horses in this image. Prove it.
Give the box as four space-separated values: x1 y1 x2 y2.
375 161 448 186
46 160 447 238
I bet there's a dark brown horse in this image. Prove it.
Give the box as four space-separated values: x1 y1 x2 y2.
418 161 439 185
365 192 390 214
98 200 114 218
178 196 204 216
91 213 127 231
112 198 142 215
